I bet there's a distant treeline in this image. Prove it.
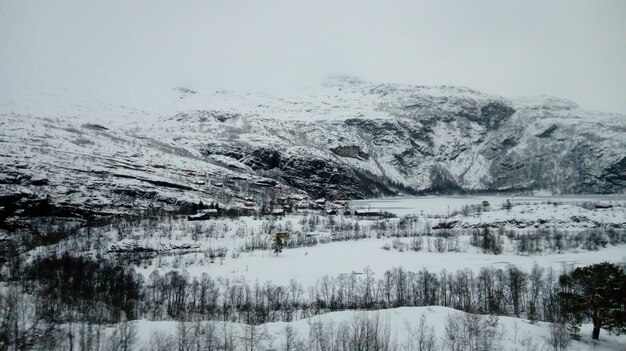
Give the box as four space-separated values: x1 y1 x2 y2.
4 252 625 350
7 254 567 326
138 264 564 325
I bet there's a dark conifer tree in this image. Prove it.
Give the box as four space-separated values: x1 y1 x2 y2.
559 262 626 340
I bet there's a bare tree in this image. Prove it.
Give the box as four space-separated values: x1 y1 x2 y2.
280 325 304 351
443 313 464 351
0 286 56 351
443 312 501 351
241 323 267 351
150 330 176 351
108 319 137 351
192 321 219 351
176 320 195 351
220 322 238 351
547 320 570 351
403 315 437 351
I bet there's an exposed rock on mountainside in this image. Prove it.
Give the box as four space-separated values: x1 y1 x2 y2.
174 81 624 198
1 78 625 225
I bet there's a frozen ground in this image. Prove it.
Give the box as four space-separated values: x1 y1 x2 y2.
136 238 626 287
116 196 626 286
106 306 626 350
349 195 626 217
20 195 626 350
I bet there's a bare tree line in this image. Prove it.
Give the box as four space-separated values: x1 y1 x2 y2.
0 248 595 351
4 250 567 325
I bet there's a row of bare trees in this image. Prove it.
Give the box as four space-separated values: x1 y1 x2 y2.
0 249 584 351
6 251 567 325
136 263 564 325
147 311 505 351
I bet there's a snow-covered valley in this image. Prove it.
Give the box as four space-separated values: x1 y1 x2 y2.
6 192 624 350
3 0 626 348
1 81 626 350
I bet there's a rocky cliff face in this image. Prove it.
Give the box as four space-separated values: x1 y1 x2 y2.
1 78 624 225
166 80 625 198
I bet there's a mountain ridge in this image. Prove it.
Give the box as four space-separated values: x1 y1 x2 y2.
1 79 624 225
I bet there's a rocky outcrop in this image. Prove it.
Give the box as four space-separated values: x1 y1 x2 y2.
190 82 625 197
476 101 516 129
330 145 369 160
2 79 624 223
601 156 626 188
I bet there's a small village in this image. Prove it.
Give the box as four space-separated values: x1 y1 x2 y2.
187 191 388 222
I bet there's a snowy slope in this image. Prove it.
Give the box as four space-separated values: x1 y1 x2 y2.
1 77 625 226
103 306 626 350
0 113 300 227
145 78 626 197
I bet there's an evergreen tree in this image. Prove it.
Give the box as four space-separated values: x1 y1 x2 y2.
272 236 283 256
558 262 626 340
528 303 538 324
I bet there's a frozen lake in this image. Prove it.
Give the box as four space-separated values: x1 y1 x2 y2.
349 194 626 216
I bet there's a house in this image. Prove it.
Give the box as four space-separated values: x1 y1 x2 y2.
330 203 345 210
239 202 257 215
274 232 290 239
296 200 310 209
239 206 256 215
187 208 219 221
354 209 381 219
333 200 347 207
271 208 285 217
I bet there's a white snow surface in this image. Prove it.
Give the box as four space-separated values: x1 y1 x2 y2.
2 77 625 201
109 306 626 350
112 196 626 287
137 238 626 287
350 195 626 216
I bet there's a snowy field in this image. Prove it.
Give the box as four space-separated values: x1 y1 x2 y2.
146 239 626 287
107 195 626 286
22 195 626 350
86 306 626 351
349 194 626 217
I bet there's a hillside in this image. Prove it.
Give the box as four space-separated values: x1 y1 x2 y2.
1 78 625 227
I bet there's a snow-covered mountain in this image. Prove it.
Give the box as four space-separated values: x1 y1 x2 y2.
1 77 625 223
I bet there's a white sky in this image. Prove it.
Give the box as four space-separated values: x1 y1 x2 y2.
1 0 625 114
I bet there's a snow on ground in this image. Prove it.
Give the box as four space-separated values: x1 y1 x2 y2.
350 195 626 217
0 79 391 125
137 237 626 287
67 195 622 286
123 306 626 350
5 80 626 350
21 194 626 349
457 203 626 229
0 114 303 216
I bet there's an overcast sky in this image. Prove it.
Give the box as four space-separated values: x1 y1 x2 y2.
1 0 625 113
